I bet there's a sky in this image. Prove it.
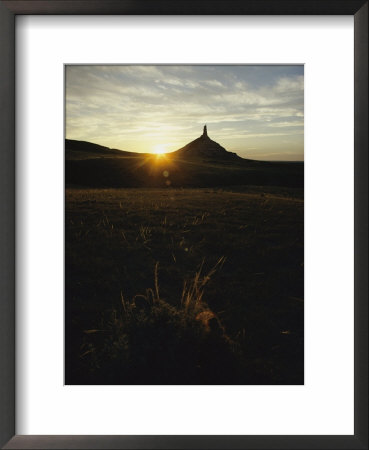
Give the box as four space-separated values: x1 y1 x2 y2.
66 65 304 161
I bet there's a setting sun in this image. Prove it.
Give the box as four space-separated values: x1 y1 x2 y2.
153 144 167 155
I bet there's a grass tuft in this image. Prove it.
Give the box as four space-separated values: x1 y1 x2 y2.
78 259 240 384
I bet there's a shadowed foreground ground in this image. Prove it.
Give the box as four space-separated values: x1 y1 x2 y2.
66 186 303 385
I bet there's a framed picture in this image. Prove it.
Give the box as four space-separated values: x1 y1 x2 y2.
0 1 367 449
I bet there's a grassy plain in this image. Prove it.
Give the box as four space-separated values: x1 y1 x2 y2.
66 186 304 384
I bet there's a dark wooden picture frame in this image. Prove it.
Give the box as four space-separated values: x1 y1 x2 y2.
0 1 367 448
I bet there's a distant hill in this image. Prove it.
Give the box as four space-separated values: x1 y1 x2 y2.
65 129 303 189
65 139 144 160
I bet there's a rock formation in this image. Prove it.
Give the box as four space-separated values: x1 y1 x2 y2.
173 125 241 161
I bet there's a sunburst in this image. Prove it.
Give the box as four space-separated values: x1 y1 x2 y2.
153 144 167 155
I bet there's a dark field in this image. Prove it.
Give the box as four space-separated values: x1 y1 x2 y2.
66 186 304 385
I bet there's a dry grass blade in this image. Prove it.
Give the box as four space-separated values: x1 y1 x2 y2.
154 261 160 302
182 256 226 312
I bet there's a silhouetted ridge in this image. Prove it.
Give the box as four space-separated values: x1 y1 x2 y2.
65 132 303 189
173 125 242 161
65 139 136 158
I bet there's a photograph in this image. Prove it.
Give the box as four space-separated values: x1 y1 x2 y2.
65 64 304 385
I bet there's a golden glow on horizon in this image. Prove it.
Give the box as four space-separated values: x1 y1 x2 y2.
152 144 168 155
